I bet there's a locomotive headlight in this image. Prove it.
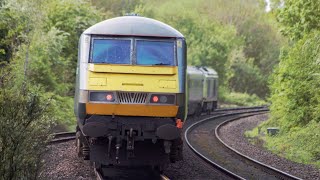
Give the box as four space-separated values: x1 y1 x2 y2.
159 95 167 103
149 94 175 104
89 91 116 103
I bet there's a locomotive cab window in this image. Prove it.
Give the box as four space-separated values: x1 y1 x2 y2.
90 37 176 66
91 39 131 64
136 40 175 66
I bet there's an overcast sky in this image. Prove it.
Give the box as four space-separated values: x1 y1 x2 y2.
265 0 271 12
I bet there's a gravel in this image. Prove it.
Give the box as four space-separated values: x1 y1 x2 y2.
164 138 232 180
39 115 233 180
41 110 318 180
39 141 96 180
219 113 320 180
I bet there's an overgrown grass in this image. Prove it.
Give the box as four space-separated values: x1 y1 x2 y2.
246 120 320 168
50 95 76 131
246 32 320 169
219 87 267 107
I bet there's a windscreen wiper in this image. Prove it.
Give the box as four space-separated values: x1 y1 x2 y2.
153 63 170 65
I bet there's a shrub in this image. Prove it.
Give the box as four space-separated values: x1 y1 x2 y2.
0 69 53 180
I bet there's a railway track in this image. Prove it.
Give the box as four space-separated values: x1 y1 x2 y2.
50 106 302 179
50 133 171 179
49 131 76 144
48 106 268 144
185 107 302 179
94 166 170 180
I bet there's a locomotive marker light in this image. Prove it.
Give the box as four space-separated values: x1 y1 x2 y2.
106 94 113 101
90 92 115 102
152 95 159 103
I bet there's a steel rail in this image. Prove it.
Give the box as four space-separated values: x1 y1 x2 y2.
49 132 76 144
160 174 170 180
94 168 104 180
185 108 268 179
49 107 271 179
215 114 302 180
93 167 170 180
48 106 265 144
214 105 268 112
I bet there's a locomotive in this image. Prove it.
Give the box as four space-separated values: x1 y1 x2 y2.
187 66 218 116
74 15 219 171
74 16 187 170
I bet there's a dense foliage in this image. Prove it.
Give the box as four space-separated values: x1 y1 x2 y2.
0 0 102 178
3 0 318 177
277 0 320 40
0 66 52 179
132 0 283 99
270 33 320 127
252 0 320 167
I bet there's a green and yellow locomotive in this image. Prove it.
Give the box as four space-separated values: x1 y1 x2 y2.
74 15 187 169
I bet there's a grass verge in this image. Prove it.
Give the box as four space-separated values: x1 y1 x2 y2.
246 120 320 168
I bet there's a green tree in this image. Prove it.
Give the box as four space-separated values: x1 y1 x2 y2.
136 0 238 84
91 0 143 16
255 0 320 168
44 0 102 95
0 57 52 180
277 0 320 40
270 31 320 127
207 0 284 98
0 2 29 64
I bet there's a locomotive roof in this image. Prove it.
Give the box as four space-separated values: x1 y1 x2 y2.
83 16 184 38
187 66 218 78
187 66 203 75
199 67 218 76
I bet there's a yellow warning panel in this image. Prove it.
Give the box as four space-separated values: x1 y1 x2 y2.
89 78 107 86
86 103 178 117
86 65 180 93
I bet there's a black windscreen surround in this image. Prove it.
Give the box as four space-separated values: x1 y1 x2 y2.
90 37 176 66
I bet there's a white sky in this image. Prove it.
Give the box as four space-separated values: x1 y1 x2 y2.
265 0 271 12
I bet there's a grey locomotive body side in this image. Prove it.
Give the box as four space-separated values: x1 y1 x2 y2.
187 66 218 115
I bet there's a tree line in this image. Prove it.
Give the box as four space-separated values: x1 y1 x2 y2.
0 0 102 179
1 0 318 178
260 0 319 168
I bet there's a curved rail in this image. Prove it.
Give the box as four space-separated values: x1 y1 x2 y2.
214 105 268 112
49 132 76 144
185 108 301 179
215 115 302 180
185 113 247 179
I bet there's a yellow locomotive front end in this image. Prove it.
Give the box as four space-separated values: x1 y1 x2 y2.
74 16 187 169
86 64 180 117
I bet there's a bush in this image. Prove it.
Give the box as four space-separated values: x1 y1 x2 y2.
248 31 320 168
219 86 266 107
0 69 53 179
268 32 320 129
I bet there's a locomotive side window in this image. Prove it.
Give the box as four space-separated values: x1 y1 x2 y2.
207 79 214 98
136 40 175 66
91 39 131 64
213 79 217 97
